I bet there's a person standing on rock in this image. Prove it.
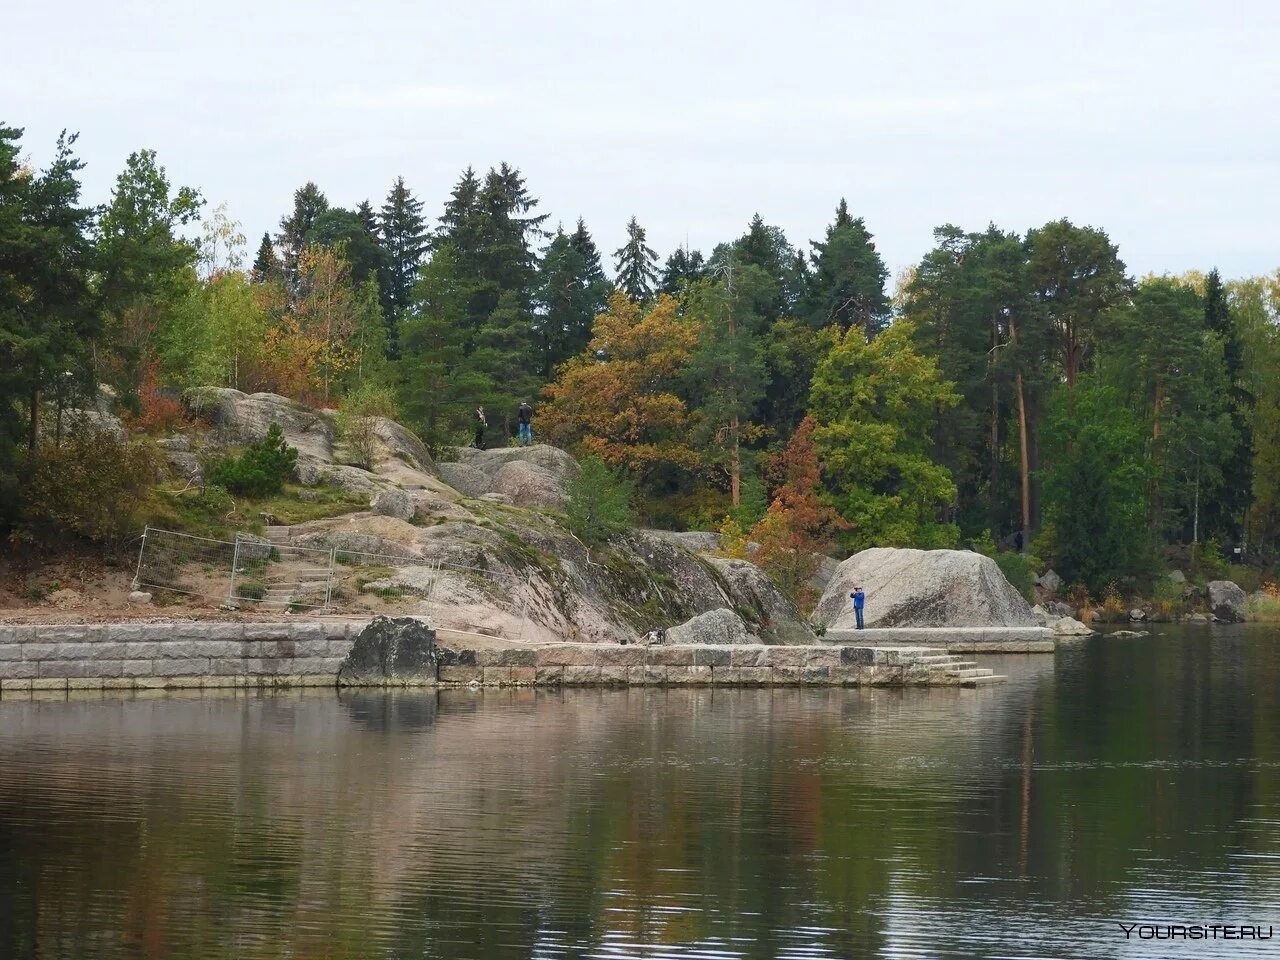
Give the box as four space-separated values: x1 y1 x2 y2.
517 400 534 446
474 405 487 449
850 586 866 629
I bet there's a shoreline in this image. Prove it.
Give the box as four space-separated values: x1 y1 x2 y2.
0 619 1009 694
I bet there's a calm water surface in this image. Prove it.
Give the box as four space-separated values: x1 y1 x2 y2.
2 626 1279 959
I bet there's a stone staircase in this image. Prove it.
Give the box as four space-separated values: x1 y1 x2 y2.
889 647 1007 687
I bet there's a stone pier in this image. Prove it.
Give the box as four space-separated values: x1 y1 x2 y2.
0 620 1009 694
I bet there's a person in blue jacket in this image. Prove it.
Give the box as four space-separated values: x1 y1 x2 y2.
849 586 866 630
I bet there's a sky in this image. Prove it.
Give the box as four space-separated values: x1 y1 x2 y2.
6 0 1279 283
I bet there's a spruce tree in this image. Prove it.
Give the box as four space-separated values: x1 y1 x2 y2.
277 182 329 290
1200 268 1251 540
660 246 705 295
804 200 889 334
613 216 659 301
536 227 607 377
378 176 428 360
251 232 279 283
569 217 606 287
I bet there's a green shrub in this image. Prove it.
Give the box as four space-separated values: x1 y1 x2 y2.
17 429 158 546
565 457 633 547
207 423 297 497
993 550 1037 602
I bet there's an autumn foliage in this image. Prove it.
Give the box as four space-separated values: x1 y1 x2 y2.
539 293 700 479
744 415 847 610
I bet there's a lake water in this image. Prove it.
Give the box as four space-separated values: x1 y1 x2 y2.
1 627 1278 959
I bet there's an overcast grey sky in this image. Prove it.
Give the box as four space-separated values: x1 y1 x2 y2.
7 0 1278 281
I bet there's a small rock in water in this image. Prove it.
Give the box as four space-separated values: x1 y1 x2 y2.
1128 608 1147 622
1110 629 1149 638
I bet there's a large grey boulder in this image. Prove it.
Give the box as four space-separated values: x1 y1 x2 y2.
666 608 752 645
451 443 579 484
1050 616 1094 636
295 456 386 495
440 444 580 508
337 617 439 685
1037 569 1063 594
371 488 414 521
189 387 336 462
707 557 816 645
370 417 435 474
490 460 566 510
1208 580 1246 623
438 462 493 498
812 547 1039 629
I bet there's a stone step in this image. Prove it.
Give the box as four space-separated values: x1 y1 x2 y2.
950 667 996 679
961 674 1007 687
917 654 961 666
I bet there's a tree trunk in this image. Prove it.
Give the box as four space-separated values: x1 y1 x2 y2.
990 311 1001 525
730 414 741 507
28 385 40 451
1015 371 1031 548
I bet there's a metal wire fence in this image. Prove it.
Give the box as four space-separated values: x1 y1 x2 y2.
131 526 529 639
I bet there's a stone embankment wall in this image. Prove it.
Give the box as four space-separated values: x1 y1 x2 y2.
0 621 1003 693
0 621 356 692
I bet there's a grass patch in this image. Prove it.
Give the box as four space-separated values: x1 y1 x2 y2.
146 483 366 539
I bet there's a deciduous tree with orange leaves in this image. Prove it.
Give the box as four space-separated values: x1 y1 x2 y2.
746 414 847 610
539 292 699 482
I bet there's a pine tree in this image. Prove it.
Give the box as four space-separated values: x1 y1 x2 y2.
613 216 659 301
686 270 770 506
251 232 279 283
0 127 97 497
378 177 428 360
305 207 388 289
277 182 329 290
397 245 489 451
804 200 889 334
96 148 204 404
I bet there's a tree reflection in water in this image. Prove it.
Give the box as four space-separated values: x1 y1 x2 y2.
1 628 1278 959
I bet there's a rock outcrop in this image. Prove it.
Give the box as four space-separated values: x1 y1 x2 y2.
812 547 1039 630
1208 580 1246 623
665 608 752 645
337 616 440 685
707 557 816 645
370 488 415 521
438 444 578 509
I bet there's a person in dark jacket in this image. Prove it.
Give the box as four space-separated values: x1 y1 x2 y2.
849 586 866 630
474 406 487 449
517 401 533 446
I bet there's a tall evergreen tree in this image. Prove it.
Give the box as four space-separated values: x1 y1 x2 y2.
251 232 279 283
804 200 889 334
277 181 328 290
660 246 705 295
613 216 659 301
378 176 428 359
535 226 608 377
1025 218 1127 388
305 207 388 289
569 217 606 287
1201 267 1252 540
96 148 203 403
0 126 98 530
